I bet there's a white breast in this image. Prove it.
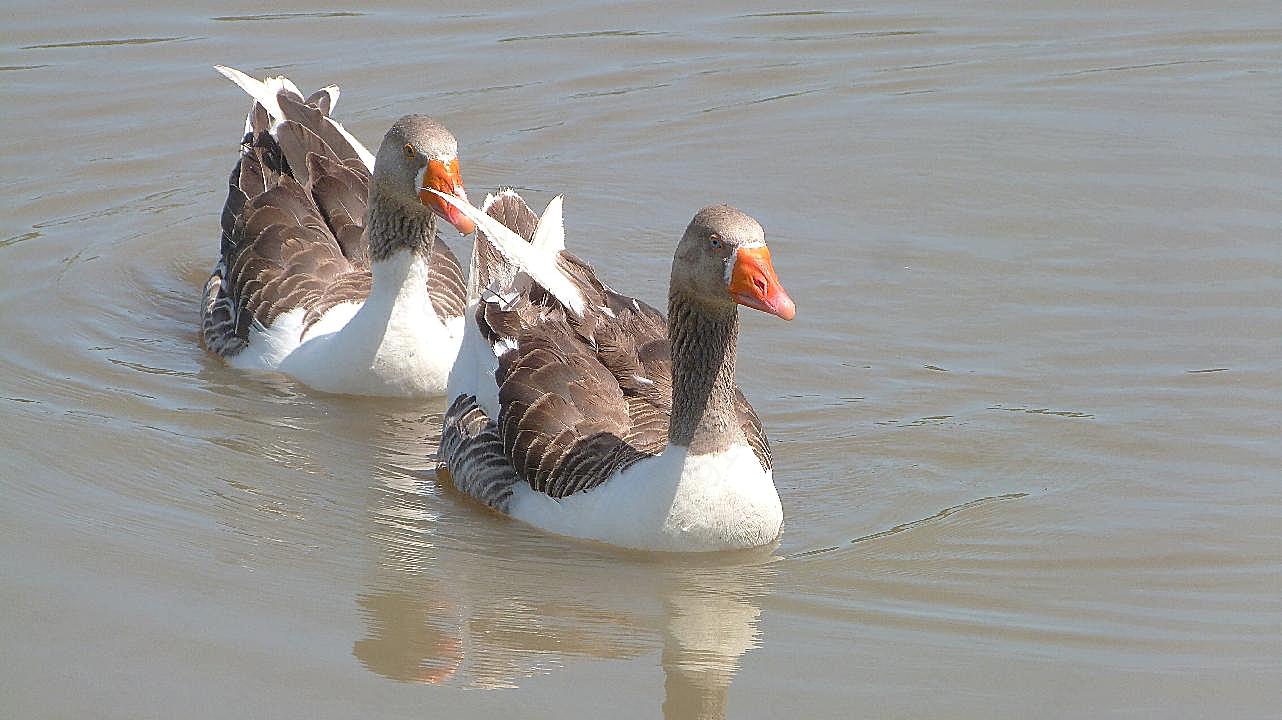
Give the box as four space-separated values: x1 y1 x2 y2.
226 251 463 397
507 444 783 552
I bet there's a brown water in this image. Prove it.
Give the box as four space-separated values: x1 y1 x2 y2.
2 2 1280 718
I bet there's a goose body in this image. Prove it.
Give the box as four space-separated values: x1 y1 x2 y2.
201 66 474 396
435 191 795 551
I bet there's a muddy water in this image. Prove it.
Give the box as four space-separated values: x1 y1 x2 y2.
2 2 1279 718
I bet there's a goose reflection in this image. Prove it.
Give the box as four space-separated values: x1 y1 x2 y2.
355 432 775 718
659 573 763 719
352 591 465 685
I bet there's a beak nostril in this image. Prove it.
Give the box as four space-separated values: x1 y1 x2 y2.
754 277 768 294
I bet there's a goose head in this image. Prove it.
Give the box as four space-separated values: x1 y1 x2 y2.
671 205 795 321
372 114 475 235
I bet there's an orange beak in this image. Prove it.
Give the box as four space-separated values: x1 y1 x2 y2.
418 158 475 235
728 245 796 320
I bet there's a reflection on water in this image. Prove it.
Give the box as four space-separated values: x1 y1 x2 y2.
355 591 465 685
356 418 772 716
659 573 763 719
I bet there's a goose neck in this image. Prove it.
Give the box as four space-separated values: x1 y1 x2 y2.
367 186 436 263
666 291 744 454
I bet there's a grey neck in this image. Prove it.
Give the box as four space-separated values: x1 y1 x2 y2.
667 291 744 454
366 186 436 263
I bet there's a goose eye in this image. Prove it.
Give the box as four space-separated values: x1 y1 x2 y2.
708 233 723 250
403 144 416 159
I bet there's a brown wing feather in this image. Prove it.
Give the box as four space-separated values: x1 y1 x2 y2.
306 152 371 265
275 91 366 168
203 87 362 355
438 193 547 509
495 319 641 498
304 87 334 116
461 254 669 499
426 234 465 322
440 394 522 512
735 388 772 471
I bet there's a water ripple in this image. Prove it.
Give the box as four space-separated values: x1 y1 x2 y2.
22 36 190 50
212 12 366 22
499 29 664 43
785 492 1031 559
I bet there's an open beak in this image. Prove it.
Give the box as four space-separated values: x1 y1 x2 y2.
418 158 475 235
728 245 796 320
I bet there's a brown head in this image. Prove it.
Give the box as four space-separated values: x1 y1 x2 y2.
670 205 795 320
371 114 475 235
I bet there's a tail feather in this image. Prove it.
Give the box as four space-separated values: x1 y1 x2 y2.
214 64 302 136
305 85 340 116
215 65 375 171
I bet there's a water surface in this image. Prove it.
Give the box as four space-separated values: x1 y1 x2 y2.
2 2 1280 718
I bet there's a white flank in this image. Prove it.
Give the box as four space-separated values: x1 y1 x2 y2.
226 307 308 371
427 188 586 317
508 444 783 552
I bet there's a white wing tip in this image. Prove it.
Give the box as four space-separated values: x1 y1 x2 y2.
427 188 585 317
530 195 566 254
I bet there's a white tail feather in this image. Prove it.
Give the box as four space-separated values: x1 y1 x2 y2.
428 189 586 318
214 65 376 171
214 65 298 131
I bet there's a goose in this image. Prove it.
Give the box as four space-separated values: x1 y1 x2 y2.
200 66 475 397
431 189 796 551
